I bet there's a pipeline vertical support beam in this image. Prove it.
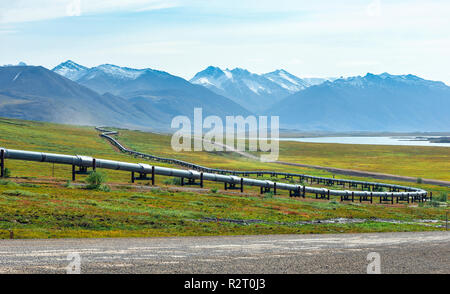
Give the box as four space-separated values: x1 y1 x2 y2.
327 190 330 200
151 166 155 186
72 165 76 181
92 158 96 172
273 182 277 195
181 178 184 186
200 172 203 188
0 149 4 178
370 192 373 203
131 172 135 183
351 192 354 202
240 178 244 193
224 182 227 191
302 186 306 198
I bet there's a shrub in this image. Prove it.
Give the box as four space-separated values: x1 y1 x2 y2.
163 177 181 186
263 192 274 199
3 189 46 197
85 171 107 189
372 186 385 192
63 180 74 188
434 192 447 203
425 200 441 207
210 188 218 193
0 179 18 187
3 168 11 178
20 183 40 188
97 185 111 192
416 177 423 184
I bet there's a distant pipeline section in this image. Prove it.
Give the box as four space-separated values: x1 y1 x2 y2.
92 127 430 203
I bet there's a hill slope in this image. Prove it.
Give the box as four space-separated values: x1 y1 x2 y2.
0 66 154 128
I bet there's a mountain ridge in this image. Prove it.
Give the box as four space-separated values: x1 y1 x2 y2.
267 72 450 132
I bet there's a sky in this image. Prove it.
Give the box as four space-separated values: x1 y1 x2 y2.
0 0 449 83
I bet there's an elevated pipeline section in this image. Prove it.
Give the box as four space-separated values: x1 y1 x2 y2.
92 127 429 203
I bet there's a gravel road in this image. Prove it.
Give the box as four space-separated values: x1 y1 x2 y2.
0 231 448 274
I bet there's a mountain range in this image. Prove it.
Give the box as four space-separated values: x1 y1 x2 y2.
0 60 449 132
0 63 250 130
190 67 322 113
267 73 450 131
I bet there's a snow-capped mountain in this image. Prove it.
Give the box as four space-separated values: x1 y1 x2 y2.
262 69 310 92
190 66 301 113
267 73 450 131
50 61 251 126
52 61 183 95
52 60 88 81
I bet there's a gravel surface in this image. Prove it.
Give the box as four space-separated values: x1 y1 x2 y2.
0 231 448 274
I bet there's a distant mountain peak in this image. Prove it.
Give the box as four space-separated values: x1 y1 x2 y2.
190 66 308 112
2 61 28 67
52 60 88 80
230 67 250 75
263 69 310 93
54 60 86 70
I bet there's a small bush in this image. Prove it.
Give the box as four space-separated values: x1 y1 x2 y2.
434 192 447 203
20 183 40 188
210 188 218 193
3 168 11 178
263 192 274 199
191 201 204 206
85 171 107 189
0 179 18 187
329 200 339 205
97 185 111 192
3 189 46 197
372 186 385 192
425 200 441 207
63 180 74 188
163 177 181 186
416 177 423 184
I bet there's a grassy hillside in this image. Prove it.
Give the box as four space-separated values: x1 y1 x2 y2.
0 117 448 239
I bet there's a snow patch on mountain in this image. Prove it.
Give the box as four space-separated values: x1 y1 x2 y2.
94 64 145 80
52 60 88 81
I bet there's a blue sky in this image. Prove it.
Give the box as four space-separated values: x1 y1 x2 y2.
1 0 449 83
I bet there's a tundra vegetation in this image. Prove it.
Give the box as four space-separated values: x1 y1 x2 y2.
0 117 448 239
